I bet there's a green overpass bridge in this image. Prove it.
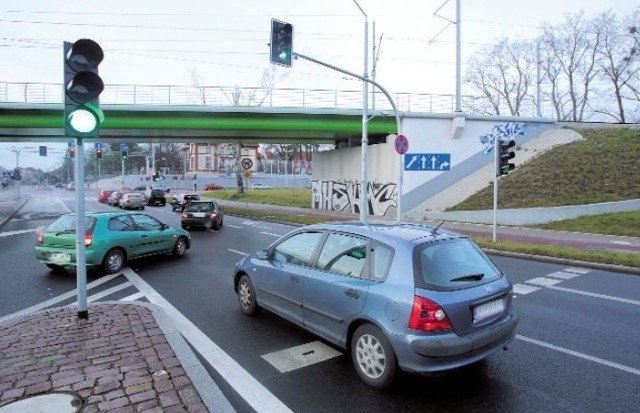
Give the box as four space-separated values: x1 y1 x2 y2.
0 81 539 144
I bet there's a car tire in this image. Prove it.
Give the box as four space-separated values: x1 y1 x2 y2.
351 324 397 389
140 206 145 210
212 221 220 231
237 274 260 316
172 236 188 257
103 248 126 274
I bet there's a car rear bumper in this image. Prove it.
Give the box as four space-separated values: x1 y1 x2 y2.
35 246 102 267
393 312 518 374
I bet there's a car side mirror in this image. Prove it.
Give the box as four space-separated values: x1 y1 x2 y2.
257 250 270 260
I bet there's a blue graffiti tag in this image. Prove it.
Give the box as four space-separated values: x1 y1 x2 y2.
480 122 527 155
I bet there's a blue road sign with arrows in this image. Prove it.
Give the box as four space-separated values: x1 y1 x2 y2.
404 153 451 171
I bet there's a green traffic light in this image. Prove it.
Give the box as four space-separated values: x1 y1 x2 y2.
67 102 104 135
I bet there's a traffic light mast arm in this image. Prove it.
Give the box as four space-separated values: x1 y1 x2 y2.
292 52 402 136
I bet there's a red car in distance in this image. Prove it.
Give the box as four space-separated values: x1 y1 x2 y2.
204 183 224 191
98 190 114 203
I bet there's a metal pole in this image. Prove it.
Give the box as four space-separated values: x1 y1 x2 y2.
492 139 498 242
121 157 125 187
75 138 88 319
455 0 462 112
353 0 369 223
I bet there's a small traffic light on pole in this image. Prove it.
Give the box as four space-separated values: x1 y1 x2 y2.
497 138 516 176
68 142 76 158
39 145 47 156
96 148 102 159
270 19 293 67
63 39 105 137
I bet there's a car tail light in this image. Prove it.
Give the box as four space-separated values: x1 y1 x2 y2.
36 229 44 245
408 296 452 332
209 213 217 219
84 231 93 247
181 213 188 218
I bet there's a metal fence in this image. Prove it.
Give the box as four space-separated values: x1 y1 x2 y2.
0 81 545 117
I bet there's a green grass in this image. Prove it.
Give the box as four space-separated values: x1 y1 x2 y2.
532 210 640 237
449 128 640 210
201 188 311 208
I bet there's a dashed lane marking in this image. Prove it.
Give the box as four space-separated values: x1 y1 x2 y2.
229 249 248 256
512 284 541 295
524 277 563 287
260 231 281 237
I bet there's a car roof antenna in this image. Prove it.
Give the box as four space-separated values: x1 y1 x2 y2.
431 220 446 235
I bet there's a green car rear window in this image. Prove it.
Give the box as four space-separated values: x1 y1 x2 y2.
46 215 96 232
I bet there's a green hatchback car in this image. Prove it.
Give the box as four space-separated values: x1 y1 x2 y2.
35 211 191 274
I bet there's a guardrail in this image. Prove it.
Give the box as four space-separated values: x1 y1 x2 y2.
0 81 545 117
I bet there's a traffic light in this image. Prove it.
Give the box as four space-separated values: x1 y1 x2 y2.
152 172 159 182
270 19 293 67
63 39 104 137
96 147 102 159
39 145 47 156
497 138 516 176
12 168 21 181
69 146 75 159
121 149 128 159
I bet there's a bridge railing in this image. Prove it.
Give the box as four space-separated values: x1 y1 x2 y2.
0 81 542 117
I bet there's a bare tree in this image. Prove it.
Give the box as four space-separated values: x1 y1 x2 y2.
619 7 640 116
590 11 640 122
464 38 537 116
540 12 604 121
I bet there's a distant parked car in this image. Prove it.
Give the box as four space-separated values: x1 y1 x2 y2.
180 200 224 231
107 191 124 206
98 190 114 203
35 211 191 274
233 222 518 389
252 183 273 190
171 193 200 212
65 182 75 191
204 183 224 191
119 193 145 210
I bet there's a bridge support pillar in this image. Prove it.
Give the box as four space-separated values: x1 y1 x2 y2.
451 115 465 139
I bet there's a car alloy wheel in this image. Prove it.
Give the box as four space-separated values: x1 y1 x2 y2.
351 324 397 389
173 237 187 257
237 275 259 316
103 248 125 274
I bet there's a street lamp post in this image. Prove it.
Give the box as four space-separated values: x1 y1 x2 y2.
353 0 369 223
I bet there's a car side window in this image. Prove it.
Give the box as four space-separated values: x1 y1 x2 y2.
272 232 322 266
370 242 393 282
316 233 368 278
108 215 135 231
130 214 163 231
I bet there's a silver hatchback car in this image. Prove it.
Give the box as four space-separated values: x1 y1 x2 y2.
233 222 518 388
118 193 145 210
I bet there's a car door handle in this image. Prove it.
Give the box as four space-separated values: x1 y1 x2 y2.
344 289 360 299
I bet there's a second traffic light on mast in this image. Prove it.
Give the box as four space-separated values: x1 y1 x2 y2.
270 19 293 67
63 39 105 137
497 138 516 176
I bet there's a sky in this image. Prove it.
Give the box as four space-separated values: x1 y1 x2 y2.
1 0 638 171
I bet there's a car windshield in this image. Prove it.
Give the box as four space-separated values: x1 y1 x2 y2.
414 238 502 288
46 215 96 232
185 203 212 212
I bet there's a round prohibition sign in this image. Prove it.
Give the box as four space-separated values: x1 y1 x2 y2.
394 134 409 155
241 158 253 170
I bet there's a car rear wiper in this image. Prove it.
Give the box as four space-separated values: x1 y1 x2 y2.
54 229 76 236
450 273 485 282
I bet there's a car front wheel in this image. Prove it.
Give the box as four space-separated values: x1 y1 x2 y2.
103 248 126 274
351 324 397 389
237 274 260 316
172 236 188 257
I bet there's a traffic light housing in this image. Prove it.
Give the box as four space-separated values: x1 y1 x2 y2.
121 150 128 159
152 172 159 182
270 19 293 67
39 145 47 156
63 39 105 137
497 138 516 176
96 148 102 159
12 168 21 181
69 146 76 159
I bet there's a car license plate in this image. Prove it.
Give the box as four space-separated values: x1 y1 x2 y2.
50 252 71 262
193 213 205 217
473 298 505 323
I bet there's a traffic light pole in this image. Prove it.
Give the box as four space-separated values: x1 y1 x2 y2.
74 138 88 319
493 140 499 242
292 51 404 221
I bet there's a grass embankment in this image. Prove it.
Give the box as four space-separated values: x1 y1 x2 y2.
201 129 639 268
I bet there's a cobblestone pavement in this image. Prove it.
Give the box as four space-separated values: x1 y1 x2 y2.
0 303 221 412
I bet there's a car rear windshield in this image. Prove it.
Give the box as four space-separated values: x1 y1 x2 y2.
413 238 502 289
185 203 213 212
46 215 96 232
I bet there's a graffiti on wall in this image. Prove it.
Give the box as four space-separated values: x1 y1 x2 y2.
479 122 527 155
311 180 398 216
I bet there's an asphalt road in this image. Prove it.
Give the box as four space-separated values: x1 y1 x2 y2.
1 189 638 412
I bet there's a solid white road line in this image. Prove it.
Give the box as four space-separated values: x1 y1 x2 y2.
0 273 121 324
516 334 640 376
0 228 38 238
228 249 248 256
547 285 640 306
122 268 293 413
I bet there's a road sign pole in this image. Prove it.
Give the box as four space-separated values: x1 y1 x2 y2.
75 138 88 319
